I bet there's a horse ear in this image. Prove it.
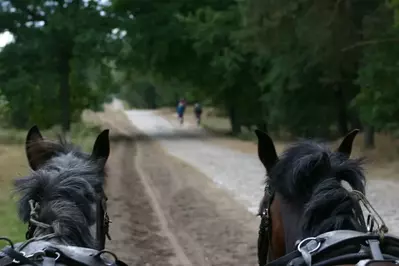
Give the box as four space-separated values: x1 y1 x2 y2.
25 125 46 170
255 129 278 173
91 129 110 163
337 129 359 158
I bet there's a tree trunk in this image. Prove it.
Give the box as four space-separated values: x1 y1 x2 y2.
257 100 268 133
145 84 157 109
333 86 349 136
228 105 241 135
349 110 363 131
58 54 71 135
174 92 179 107
364 125 375 149
256 122 268 133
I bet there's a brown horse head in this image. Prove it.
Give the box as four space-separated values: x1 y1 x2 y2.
255 129 371 265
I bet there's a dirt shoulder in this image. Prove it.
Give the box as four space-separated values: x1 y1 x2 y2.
96 110 258 265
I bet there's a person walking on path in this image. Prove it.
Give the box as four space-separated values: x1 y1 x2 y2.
176 98 186 125
194 102 203 126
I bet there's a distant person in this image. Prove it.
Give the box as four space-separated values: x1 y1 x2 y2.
176 98 186 125
194 102 203 126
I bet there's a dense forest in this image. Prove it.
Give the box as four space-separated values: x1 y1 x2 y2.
1 0 399 148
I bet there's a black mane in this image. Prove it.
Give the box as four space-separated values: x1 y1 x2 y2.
268 140 367 236
14 137 106 248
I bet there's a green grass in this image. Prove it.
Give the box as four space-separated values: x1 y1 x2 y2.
0 122 101 248
0 144 28 246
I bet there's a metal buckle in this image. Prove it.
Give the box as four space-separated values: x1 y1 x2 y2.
11 250 53 263
297 237 322 254
297 237 322 266
261 208 268 218
95 250 118 266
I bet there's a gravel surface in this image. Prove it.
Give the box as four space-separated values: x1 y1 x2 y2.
125 109 399 236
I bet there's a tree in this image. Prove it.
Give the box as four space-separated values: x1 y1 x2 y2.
112 0 266 134
0 0 119 132
110 0 399 146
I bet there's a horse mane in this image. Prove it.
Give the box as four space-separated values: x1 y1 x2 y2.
268 140 367 237
14 136 106 248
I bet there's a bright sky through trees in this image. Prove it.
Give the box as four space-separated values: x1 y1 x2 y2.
0 31 13 48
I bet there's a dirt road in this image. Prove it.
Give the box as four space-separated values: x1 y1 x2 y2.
97 111 258 265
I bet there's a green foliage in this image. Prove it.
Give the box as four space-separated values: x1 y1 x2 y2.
109 0 399 141
2 0 399 145
356 3 399 131
0 0 119 130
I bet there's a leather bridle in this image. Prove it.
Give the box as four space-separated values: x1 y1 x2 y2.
25 189 111 250
257 184 275 266
95 190 111 250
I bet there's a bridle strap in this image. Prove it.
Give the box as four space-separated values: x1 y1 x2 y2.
96 190 111 250
258 188 275 266
265 250 300 266
258 214 269 266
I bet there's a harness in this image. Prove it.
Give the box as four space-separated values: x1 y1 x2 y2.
0 239 127 266
0 190 122 266
258 188 399 266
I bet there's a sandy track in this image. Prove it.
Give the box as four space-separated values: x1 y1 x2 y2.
105 138 180 265
100 112 258 265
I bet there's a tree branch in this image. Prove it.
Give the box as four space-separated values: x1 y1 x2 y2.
327 0 344 26
10 0 47 24
341 38 399 52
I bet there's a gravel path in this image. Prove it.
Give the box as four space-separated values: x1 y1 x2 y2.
125 109 399 235
101 109 258 265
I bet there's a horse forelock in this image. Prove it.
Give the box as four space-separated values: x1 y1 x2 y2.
267 140 367 245
268 140 365 202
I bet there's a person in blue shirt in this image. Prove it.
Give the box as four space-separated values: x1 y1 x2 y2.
176 98 186 125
